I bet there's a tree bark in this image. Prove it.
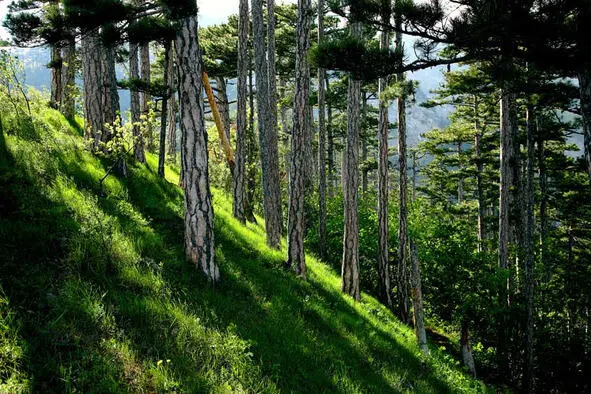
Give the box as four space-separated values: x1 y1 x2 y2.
537 135 547 266
395 23 410 323
317 0 327 260
523 104 536 393
246 62 258 223
50 45 62 110
287 0 311 277
175 12 218 282
158 41 171 178
101 44 120 139
253 0 282 248
457 141 463 203
326 75 335 197
141 41 152 150
60 38 76 119
498 88 519 375
82 30 104 151
167 42 177 160
410 240 428 355
460 320 477 377
234 0 249 224
130 40 145 162
377 24 392 308
578 70 591 182
474 95 486 252
341 22 361 301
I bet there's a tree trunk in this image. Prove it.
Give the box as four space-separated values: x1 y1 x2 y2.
523 104 536 393
377 24 392 308
101 45 120 138
253 0 282 248
141 42 152 150
82 30 104 151
410 240 428 355
175 12 218 282
474 96 486 252
538 135 547 266
234 0 249 224
61 38 76 119
167 42 177 160
214 76 232 142
578 69 591 182
50 45 62 110
246 62 258 223
130 40 145 162
326 75 335 197
460 320 477 377
457 141 463 203
287 0 311 277
317 0 327 260
341 22 361 302
279 77 291 179
498 88 519 375
396 23 410 323
158 41 171 178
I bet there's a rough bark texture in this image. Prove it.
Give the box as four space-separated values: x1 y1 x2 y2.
233 0 249 224
461 320 477 377
60 38 76 119
578 70 591 182
538 135 547 265
246 64 258 223
157 42 171 178
287 0 311 277
410 240 428 355
167 42 177 160
82 31 104 151
395 26 410 323
253 0 282 248
341 22 361 301
50 45 62 110
267 0 278 152
130 40 145 162
101 45 120 138
326 75 335 196
524 105 536 393
317 0 327 260
474 96 485 252
279 77 291 179
377 26 392 308
141 42 152 150
498 88 519 374
457 141 463 203
175 13 218 283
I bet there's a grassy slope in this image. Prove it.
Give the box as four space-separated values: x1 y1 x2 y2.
0 107 486 393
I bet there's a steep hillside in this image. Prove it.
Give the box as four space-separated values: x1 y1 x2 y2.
0 108 486 392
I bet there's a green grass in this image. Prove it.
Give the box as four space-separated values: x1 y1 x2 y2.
0 106 487 393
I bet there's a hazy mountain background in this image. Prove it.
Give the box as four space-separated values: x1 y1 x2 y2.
2 45 453 148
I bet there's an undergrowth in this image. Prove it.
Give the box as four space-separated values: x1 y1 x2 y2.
0 106 488 392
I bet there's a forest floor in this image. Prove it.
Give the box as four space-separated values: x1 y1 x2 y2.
0 106 488 392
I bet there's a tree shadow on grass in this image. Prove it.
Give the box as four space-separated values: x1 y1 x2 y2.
115 159 458 393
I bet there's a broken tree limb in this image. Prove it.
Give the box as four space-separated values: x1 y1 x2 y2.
202 70 235 173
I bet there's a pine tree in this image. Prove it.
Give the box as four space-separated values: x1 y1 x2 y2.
234 0 249 223
253 0 283 248
287 0 311 277
173 2 218 282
